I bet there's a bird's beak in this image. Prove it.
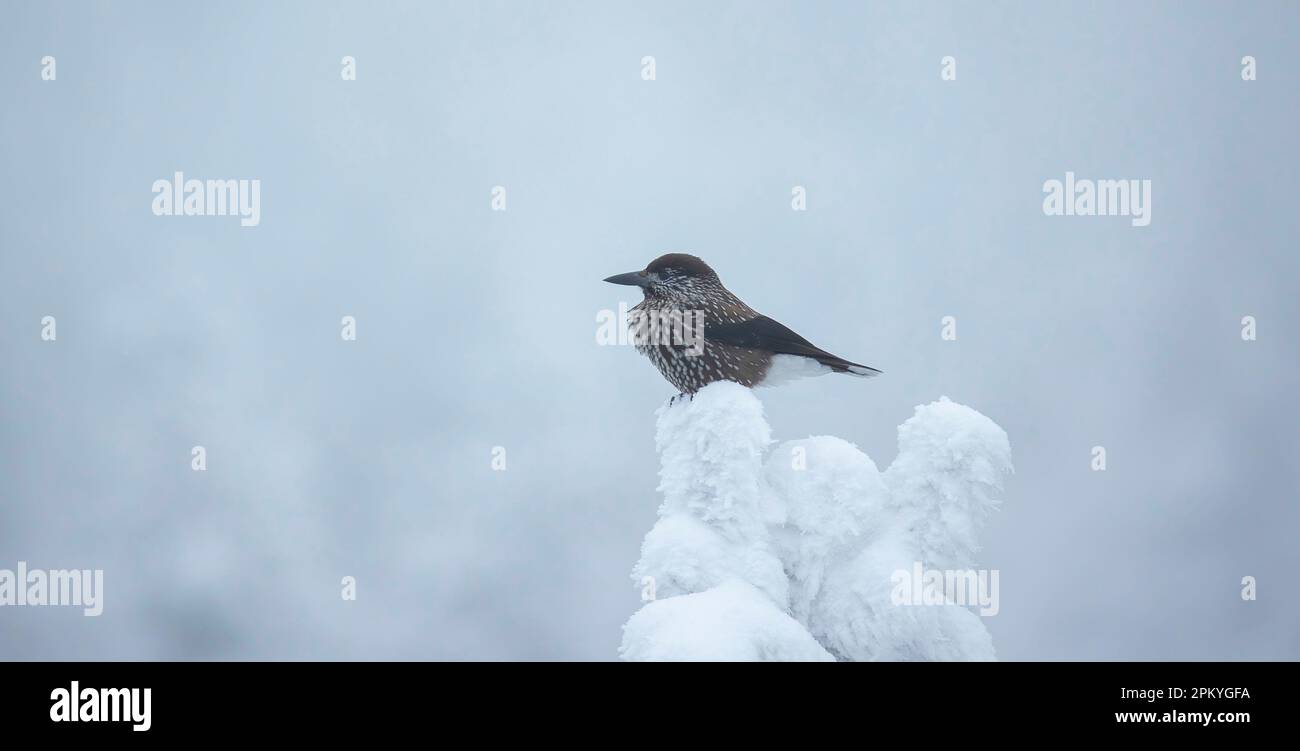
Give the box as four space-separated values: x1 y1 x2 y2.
603 271 649 287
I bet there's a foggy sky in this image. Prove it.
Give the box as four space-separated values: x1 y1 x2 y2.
1 1 1296 659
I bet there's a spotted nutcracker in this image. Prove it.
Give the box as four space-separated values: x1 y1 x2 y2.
604 253 880 395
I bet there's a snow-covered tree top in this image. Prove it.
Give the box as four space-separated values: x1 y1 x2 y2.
622 382 1013 661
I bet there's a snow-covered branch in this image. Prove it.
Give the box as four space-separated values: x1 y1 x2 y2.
621 382 1013 661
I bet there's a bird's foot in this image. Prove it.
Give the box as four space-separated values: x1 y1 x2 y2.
667 392 694 407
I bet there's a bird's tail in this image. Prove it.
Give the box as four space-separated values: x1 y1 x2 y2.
815 353 882 378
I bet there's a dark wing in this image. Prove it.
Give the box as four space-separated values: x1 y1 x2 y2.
704 315 881 376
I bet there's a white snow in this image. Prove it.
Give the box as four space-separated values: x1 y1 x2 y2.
620 383 1013 661
621 579 834 661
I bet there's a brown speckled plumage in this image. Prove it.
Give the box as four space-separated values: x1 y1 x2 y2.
605 253 881 394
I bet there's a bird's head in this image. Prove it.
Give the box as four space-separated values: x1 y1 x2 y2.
604 253 720 300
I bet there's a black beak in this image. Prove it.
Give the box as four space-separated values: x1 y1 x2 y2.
603 271 648 287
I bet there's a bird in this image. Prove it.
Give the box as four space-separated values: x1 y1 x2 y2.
604 253 880 395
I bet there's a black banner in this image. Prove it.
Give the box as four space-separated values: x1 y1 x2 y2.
0 661 1286 738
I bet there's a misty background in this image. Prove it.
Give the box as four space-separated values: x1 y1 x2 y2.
1 1 1296 659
